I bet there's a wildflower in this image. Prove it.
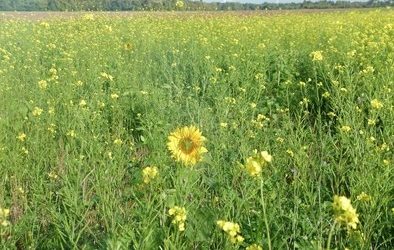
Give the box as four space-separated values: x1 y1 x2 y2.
327 112 336 118
67 130 76 138
167 126 207 166
111 93 119 99
220 122 228 128
217 220 244 244
245 157 261 177
75 80 83 86
322 91 330 98
38 80 48 89
113 139 122 145
357 192 371 202
332 195 359 230
48 123 56 134
250 102 257 108
21 147 28 155
107 152 113 159
286 149 294 157
82 13 95 21
17 132 26 142
244 150 272 177
371 99 383 109
98 101 105 108
383 159 390 165
310 50 323 61
142 166 158 184
379 143 390 152
0 207 10 227
168 206 187 231
340 88 348 93
40 22 50 28
175 0 184 8
100 72 114 81
340 126 351 133
246 244 263 250
32 107 43 117
48 107 55 115
79 100 87 107
48 172 58 180
276 137 284 143
367 119 376 126
260 151 272 163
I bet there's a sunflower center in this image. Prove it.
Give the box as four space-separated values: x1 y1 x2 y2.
179 137 196 154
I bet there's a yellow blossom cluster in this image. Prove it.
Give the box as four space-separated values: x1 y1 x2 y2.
246 244 263 250
332 195 359 230
32 107 43 117
310 50 323 61
17 132 27 142
244 150 272 177
142 166 158 184
356 192 371 202
168 206 187 231
0 207 10 227
370 99 383 110
216 220 244 244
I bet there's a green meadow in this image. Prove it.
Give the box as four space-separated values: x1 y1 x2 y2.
0 10 393 249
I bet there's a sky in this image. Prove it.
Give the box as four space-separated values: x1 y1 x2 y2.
204 0 369 3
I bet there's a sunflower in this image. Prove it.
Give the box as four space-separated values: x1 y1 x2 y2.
167 126 207 166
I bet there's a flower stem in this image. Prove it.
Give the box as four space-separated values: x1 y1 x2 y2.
260 177 272 250
326 221 337 250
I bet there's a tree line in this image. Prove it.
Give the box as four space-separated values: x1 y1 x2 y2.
0 0 393 11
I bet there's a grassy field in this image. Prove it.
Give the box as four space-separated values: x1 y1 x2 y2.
0 9 393 249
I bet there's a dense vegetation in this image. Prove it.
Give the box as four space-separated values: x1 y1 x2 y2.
0 0 393 11
0 9 393 249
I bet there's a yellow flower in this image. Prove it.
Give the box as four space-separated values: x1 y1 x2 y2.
32 107 43 117
310 50 323 61
370 99 383 109
17 132 27 142
245 157 261 177
67 130 76 138
217 220 244 244
220 122 228 128
100 72 114 81
322 91 330 98
113 138 123 145
357 192 371 202
38 80 48 89
332 195 359 230
79 100 87 107
142 166 158 184
175 0 184 8
340 125 351 133
168 206 187 231
0 207 10 227
244 150 272 177
367 119 376 126
111 93 119 99
246 244 263 250
167 126 207 166
260 151 272 163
